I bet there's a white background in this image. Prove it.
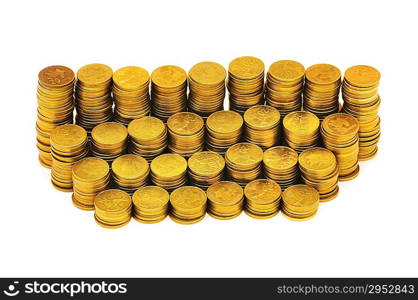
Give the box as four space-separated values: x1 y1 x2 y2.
0 0 417 277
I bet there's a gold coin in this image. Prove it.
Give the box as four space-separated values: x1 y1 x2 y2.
50 124 87 148
268 60 305 82
167 112 204 135
151 65 187 88
282 184 319 210
207 181 243 206
132 186 169 210
38 65 75 88
170 186 207 211
189 61 226 85
305 64 341 85
94 189 132 213
226 143 263 167
283 111 320 135
150 153 187 179
344 65 380 87
77 63 113 85
128 116 166 141
244 105 280 129
244 179 281 204
298 147 336 172
263 146 298 170
91 122 128 146
228 56 265 79
72 157 109 182
188 151 225 176
206 110 243 134
322 113 359 136
113 66 149 90
112 154 149 180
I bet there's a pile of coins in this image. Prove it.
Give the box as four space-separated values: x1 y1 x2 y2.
206 110 243 154
188 151 225 190
265 60 304 117
111 154 150 194
304 64 341 120
169 186 207 224
228 56 265 113
112 66 150 125
283 111 320 153
91 122 128 163
151 65 187 121
207 181 244 220
244 179 282 219
282 184 320 221
150 154 187 191
94 189 132 229
36 65 75 168
188 62 226 117
132 186 169 223
299 148 339 202
321 113 360 181
342 65 381 161
263 146 299 190
243 105 281 148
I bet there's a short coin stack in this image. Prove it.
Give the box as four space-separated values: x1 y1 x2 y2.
321 113 360 181
304 64 341 120
228 56 265 114
111 154 150 194
282 184 320 221
91 122 128 163
263 146 299 190
207 181 244 220
299 147 339 202
169 186 207 224
188 151 225 190
342 65 381 161
244 179 282 219
150 153 187 191
283 111 320 153
188 61 226 117
132 186 170 223
94 189 132 229
72 157 110 210
243 105 281 148
112 66 150 125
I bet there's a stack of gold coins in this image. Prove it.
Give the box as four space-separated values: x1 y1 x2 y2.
91 122 128 163
283 111 320 153
228 56 265 113
244 179 281 219
207 181 244 220
188 61 226 117
132 186 170 223
282 184 320 221
225 142 263 186
303 64 341 120
72 157 110 210
188 151 225 190
167 112 204 157
75 64 113 132
243 105 281 148
263 146 299 190
151 65 187 121
50 124 88 192
112 66 150 125
342 65 381 161
150 153 187 191
299 147 339 202
36 65 75 168
94 189 132 229
265 60 304 117
127 116 167 161
206 110 243 154
111 154 149 194
321 113 360 181
169 186 207 224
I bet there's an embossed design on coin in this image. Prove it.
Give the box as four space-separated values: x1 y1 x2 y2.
72 157 109 181
188 151 225 175
51 124 87 147
113 66 149 90
322 113 359 136
206 110 243 133
189 61 226 85
263 146 298 170
112 154 149 179
95 189 132 212
91 122 128 145
229 56 265 79
344 65 381 87
244 179 282 204
283 111 320 134
167 112 204 135
207 181 243 205
244 105 280 128
151 65 187 88
133 186 169 209
306 64 341 84
77 63 113 85
38 65 75 87
150 154 187 178
128 117 166 141
226 143 263 166
299 147 336 171
268 60 305 82
170 186 207 210
282 184 319 208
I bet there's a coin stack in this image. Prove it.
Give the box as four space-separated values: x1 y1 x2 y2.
207 181 244 220
188 61 226 117
228 56 265 113
282 184 320 221
150 153 188 191
188 151 225 190
72 157 110 210
75 64 113 132
298 147 339 202
94 189 132 229
342 65 381 161
206 110 243 154
321 113 360 181
111 154 150 194
169 186 207 224
36 65 75 168
243 105 281 148
303 64 342 120
225 142 263 186
265 60 305 118
283 111 320 153
151 65 187 121
167 112 205 157
91 122 128 163
244 179 282 219
50 124 89 192
127 116 167 161
263 146 299 190
132 186 170 223
112 66 150 125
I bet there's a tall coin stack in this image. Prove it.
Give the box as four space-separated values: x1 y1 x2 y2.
207 181 244 220
188 151 225 190
151 65 187 121
169 186 207 224
111 154 150 194
36 65 75 168
342 65 381 161
304 64 341 120
167 112 204 157
263 146 299 190
243 105 281 148
94 189 132 229
282 185 320 221
244 179 282 219
299 147 339 202
50 124 88 192
228 56 265 113
321 113 360 181
112 66 150 125
188 61 226 117
75 64 113 132
91 122 128 163
132 186 170 223
150 153 188 191
283 111 320 153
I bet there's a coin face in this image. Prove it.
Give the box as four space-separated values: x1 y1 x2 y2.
283 111 320 134
188 151 225 175
282 184 319 208
113 66 149 90
299 147 336 171
306 64 341 84
50 124 87 147
77 63 113 85
151 65 187 88
189 61 226 85
244 105 280 129
263 146 298 170
206 110 243 133
207 181 243 205
128 116 166 141
344 65 381 87
170 186 207 210
167 112 204 135
91 122 128 145
38 65 75 88
268 60 305 82
229 56 265 79
112 154 149 179
226 143 263 166
72 157 109 181
95 189 132 212
132 186 169 209
244 179 281 204
150 154 187 178
322 113 359 136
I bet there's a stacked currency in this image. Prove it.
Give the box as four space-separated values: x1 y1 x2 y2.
94 189 132 229
150 153 187 191
283 111 320 153
282 184 320 221
244 179 282 219
111 154 150 194
132 186 170 223
188 151 225 190
263 146 299 190
207 181 244 220
169 186 207 224
91 122 128 163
